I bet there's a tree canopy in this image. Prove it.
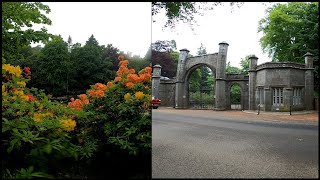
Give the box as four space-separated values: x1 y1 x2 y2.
2 2 54 64
258 2 319 62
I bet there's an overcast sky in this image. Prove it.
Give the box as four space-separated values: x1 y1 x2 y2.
39 2 151 58
152 2 281 68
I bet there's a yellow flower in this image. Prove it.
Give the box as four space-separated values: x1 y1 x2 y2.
2 64 21 76
124 93 131 101
14 90 24 96
2 85 7 96
33 113 43 122
17 81 26 87
135 91 144 100
33 112 54 122
2 64 11 72
44 112 54 118
21 95 29 101
61 119 76 132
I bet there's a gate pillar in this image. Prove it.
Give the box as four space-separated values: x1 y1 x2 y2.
152 64 162 99
175 49 189 108
215 42 228 110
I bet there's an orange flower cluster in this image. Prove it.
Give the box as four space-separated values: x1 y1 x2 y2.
114 55 152 89
68 94 89 110
67 55 151 110
87 83 108 98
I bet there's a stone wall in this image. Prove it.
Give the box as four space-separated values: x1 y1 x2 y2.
158 79 176 107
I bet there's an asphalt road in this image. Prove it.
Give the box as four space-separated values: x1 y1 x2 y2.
152 109 319 178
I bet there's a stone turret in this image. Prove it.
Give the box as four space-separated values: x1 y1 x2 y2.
176 49 189 82
175 49 190 108
249 55 258 70
216 41 229 79
215 41 229 110
248 55 258 110
304 52 314 110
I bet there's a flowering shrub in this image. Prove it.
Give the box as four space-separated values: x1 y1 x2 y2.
2 64 95 178
2 55 151 178
68 55 151 155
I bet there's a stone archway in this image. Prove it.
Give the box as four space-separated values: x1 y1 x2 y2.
225 77 249 110
185 64 216 109
175 42 229 110
229 83 242 110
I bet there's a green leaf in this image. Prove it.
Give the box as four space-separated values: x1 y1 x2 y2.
8 139 19 153
43 144 52 154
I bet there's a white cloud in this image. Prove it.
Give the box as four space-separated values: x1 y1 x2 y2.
152 2 276 67
36 2 151 57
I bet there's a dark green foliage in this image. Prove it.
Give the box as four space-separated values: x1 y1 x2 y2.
151 50 176 78
31 36 71 96
101 44 121 72
2 2 54 64
230 84 241 104
239 55 251 75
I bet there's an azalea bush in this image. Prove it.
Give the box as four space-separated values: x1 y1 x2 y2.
68 55 152 156
2 64 94 178
2 55 152 178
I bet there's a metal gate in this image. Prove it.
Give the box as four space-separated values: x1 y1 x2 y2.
189 83 215 109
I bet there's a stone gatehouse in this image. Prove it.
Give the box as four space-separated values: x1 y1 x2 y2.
152 42 315 112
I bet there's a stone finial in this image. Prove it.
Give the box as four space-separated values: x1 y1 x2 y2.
219 41 229 46
304 52 313 68
153 64 162 68
152 64 162 77
179 48 190 52
303 52 313 57
248 55 258 60
248 55 258 70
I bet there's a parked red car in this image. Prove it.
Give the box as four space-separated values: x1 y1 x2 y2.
152 96 161 109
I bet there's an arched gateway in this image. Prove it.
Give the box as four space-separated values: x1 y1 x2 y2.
152 42 315 112
175 42 232 110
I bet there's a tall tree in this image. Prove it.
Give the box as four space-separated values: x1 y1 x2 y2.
32 36 71 96
72 35 114 93
239 55 253 75
258 2 319 93
67 35 73 53
2 2 54 64
258 2 319 62
196 43 212 88
101 44 120 72
197 43 207 56
151 50 176 78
